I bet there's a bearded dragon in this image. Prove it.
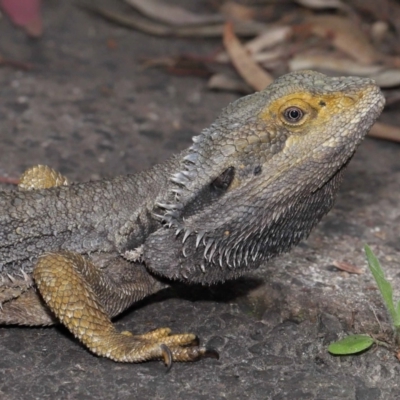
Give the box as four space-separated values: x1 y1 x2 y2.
0 71 385 366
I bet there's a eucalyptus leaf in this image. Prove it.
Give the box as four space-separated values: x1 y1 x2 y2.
328 335 374 355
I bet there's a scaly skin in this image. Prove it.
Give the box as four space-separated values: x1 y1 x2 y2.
0 71 385 365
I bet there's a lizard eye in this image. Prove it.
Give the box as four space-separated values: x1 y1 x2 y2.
283 106 304 124
211 167 235 192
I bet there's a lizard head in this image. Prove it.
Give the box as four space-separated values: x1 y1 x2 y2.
145 70 385 284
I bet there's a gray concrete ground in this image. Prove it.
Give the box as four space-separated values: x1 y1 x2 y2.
1 1 400 399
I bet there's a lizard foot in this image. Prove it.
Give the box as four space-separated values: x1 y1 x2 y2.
19 164 69 190
33 251 218 365
120 327 219 367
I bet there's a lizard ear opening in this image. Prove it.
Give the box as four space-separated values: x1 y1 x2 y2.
210 167 235 192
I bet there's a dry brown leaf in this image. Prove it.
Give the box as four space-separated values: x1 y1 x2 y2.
220 2 256 21
370 21 389 44
79 3 266 38
208 73 252 94
371 69 400 88
385 91 400 106
332 260 363 275
223 22 273 91
124 0 224 26
253 48 285 65
216 44 285 65
245 26 292 55
297 16 379 65
348 0 399 36
369 122 400 143
289 54 381 76
0 0 43 38
289 54 400 88
215 26 290 65
294 0 349 11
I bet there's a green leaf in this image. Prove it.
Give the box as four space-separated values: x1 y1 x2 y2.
364 245 400 327
328 334 374 355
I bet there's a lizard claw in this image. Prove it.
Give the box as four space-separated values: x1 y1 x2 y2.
203 348 219 360
161 344 173 371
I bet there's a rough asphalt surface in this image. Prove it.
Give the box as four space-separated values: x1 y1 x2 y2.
1 1 400 399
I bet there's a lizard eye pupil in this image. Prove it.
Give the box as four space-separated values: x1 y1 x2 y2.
283 107 304 123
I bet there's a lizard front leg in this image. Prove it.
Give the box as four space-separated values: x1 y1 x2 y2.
13 165 217 364
33 251 217 365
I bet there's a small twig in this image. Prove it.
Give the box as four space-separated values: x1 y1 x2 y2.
332 260 363 275
0 58 33 71
0 176 19 185
369 303 384 333
369 122 400 143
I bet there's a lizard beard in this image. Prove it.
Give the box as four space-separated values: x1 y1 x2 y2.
143 167 345 285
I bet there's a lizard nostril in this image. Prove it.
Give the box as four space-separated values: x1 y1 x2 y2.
253 165 262 175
